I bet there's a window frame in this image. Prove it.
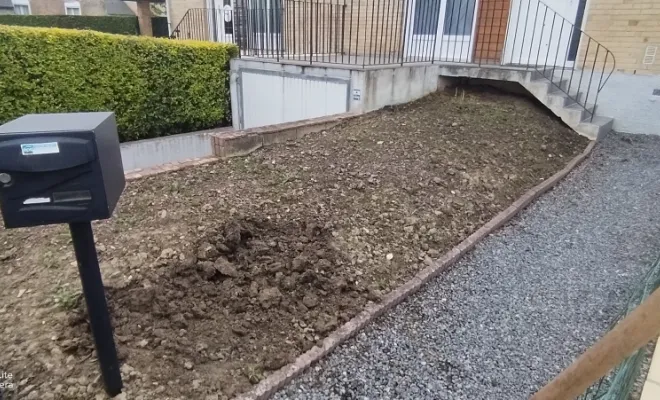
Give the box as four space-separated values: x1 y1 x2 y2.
64 1 81 15
11 0 31 15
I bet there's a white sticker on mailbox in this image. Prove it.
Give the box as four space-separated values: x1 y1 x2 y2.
21 142 59 156
23 197 51 205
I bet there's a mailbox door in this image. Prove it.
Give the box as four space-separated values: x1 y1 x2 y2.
0 134 109 228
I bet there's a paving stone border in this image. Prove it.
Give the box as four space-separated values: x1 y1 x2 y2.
119 114 597 400
233 140 598 400
210 113 360 158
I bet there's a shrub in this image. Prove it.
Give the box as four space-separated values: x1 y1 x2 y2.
0 25 238 142
0 15 139 35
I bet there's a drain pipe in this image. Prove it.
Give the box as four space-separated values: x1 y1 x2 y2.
165 0 173 35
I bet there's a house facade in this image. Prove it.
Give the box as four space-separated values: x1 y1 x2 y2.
584 0 659 75
172 0 592 66
5 0 135 15
579 0 660 134
0 0 14 14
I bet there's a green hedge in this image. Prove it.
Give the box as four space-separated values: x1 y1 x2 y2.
0 25 238 142
0 15 139 35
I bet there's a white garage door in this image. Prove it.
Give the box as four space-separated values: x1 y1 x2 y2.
240 71 349 129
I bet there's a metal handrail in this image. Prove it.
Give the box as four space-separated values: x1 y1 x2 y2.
171 0 616 122
171 8 219 41
170 9 192 40
509 0 615 121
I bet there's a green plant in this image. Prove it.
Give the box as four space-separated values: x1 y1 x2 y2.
0 15 139 35
243 365 264 384
54 285 81 311
0 25 238 142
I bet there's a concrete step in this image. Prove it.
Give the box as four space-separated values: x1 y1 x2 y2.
529 68 565 81
546 91 584 108
527 78 576 102
541 84 596 110
576 116 614 140
520 74 614 140
561 103 596 126
532 72 595 98
525 79 565 103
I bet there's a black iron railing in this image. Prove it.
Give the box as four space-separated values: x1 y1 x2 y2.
506 0 615 121
172 0 615 122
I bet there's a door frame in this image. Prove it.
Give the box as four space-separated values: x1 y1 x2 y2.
436 0 480 62
405 0 480 62
246 0 283 53
207 0 235 43
501 0 580 67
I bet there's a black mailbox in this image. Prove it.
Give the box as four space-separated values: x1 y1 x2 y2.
0 112 125 228
0 112 125 397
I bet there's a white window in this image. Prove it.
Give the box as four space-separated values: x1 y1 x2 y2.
64 1 81 15
12 0 30 15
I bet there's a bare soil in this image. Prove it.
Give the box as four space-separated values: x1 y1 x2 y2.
0 89 588 400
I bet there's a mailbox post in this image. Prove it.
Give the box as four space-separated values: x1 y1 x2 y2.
0 112 125 397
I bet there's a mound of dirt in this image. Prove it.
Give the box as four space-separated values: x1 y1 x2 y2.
63 217 368 396
0 89 589 400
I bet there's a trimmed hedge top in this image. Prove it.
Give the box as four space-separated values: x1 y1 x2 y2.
0 15 139 35
0 25 239 142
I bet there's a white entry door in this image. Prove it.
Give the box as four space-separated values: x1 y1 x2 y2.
207 0 235 43
503 0 580 66
404 0 442 61
248 0 283 53
405 0 478 62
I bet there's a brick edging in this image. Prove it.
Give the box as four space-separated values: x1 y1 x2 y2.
122 113 363 181
234 140 598 400
124 157 218 181
212 113 360 158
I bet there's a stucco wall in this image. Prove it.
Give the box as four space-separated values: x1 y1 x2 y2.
593 72 660 134
230 58 439 129
120 129 220 172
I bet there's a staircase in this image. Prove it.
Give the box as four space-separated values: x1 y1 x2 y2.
520 69 614 140
437 65 614 140
172 0 616 140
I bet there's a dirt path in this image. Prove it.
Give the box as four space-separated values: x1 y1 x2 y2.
0 89 587 400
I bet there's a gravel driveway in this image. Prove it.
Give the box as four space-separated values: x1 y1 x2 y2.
273 132 660 400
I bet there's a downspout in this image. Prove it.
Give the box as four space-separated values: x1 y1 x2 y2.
165 0 173 35
206 0 218 42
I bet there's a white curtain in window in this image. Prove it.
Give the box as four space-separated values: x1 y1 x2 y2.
443 0 476 35
14 4 29 14
65 1 81 15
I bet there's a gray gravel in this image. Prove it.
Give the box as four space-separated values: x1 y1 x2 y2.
273 132 660 400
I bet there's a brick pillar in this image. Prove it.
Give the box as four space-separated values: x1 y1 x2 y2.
137 0 153 36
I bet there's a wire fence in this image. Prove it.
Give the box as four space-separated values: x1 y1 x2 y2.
578 255 660 400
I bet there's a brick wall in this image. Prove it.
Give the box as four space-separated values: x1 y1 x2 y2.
282 0 404 60
30 0 107 15
473 0 510 63
583 0 660 74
